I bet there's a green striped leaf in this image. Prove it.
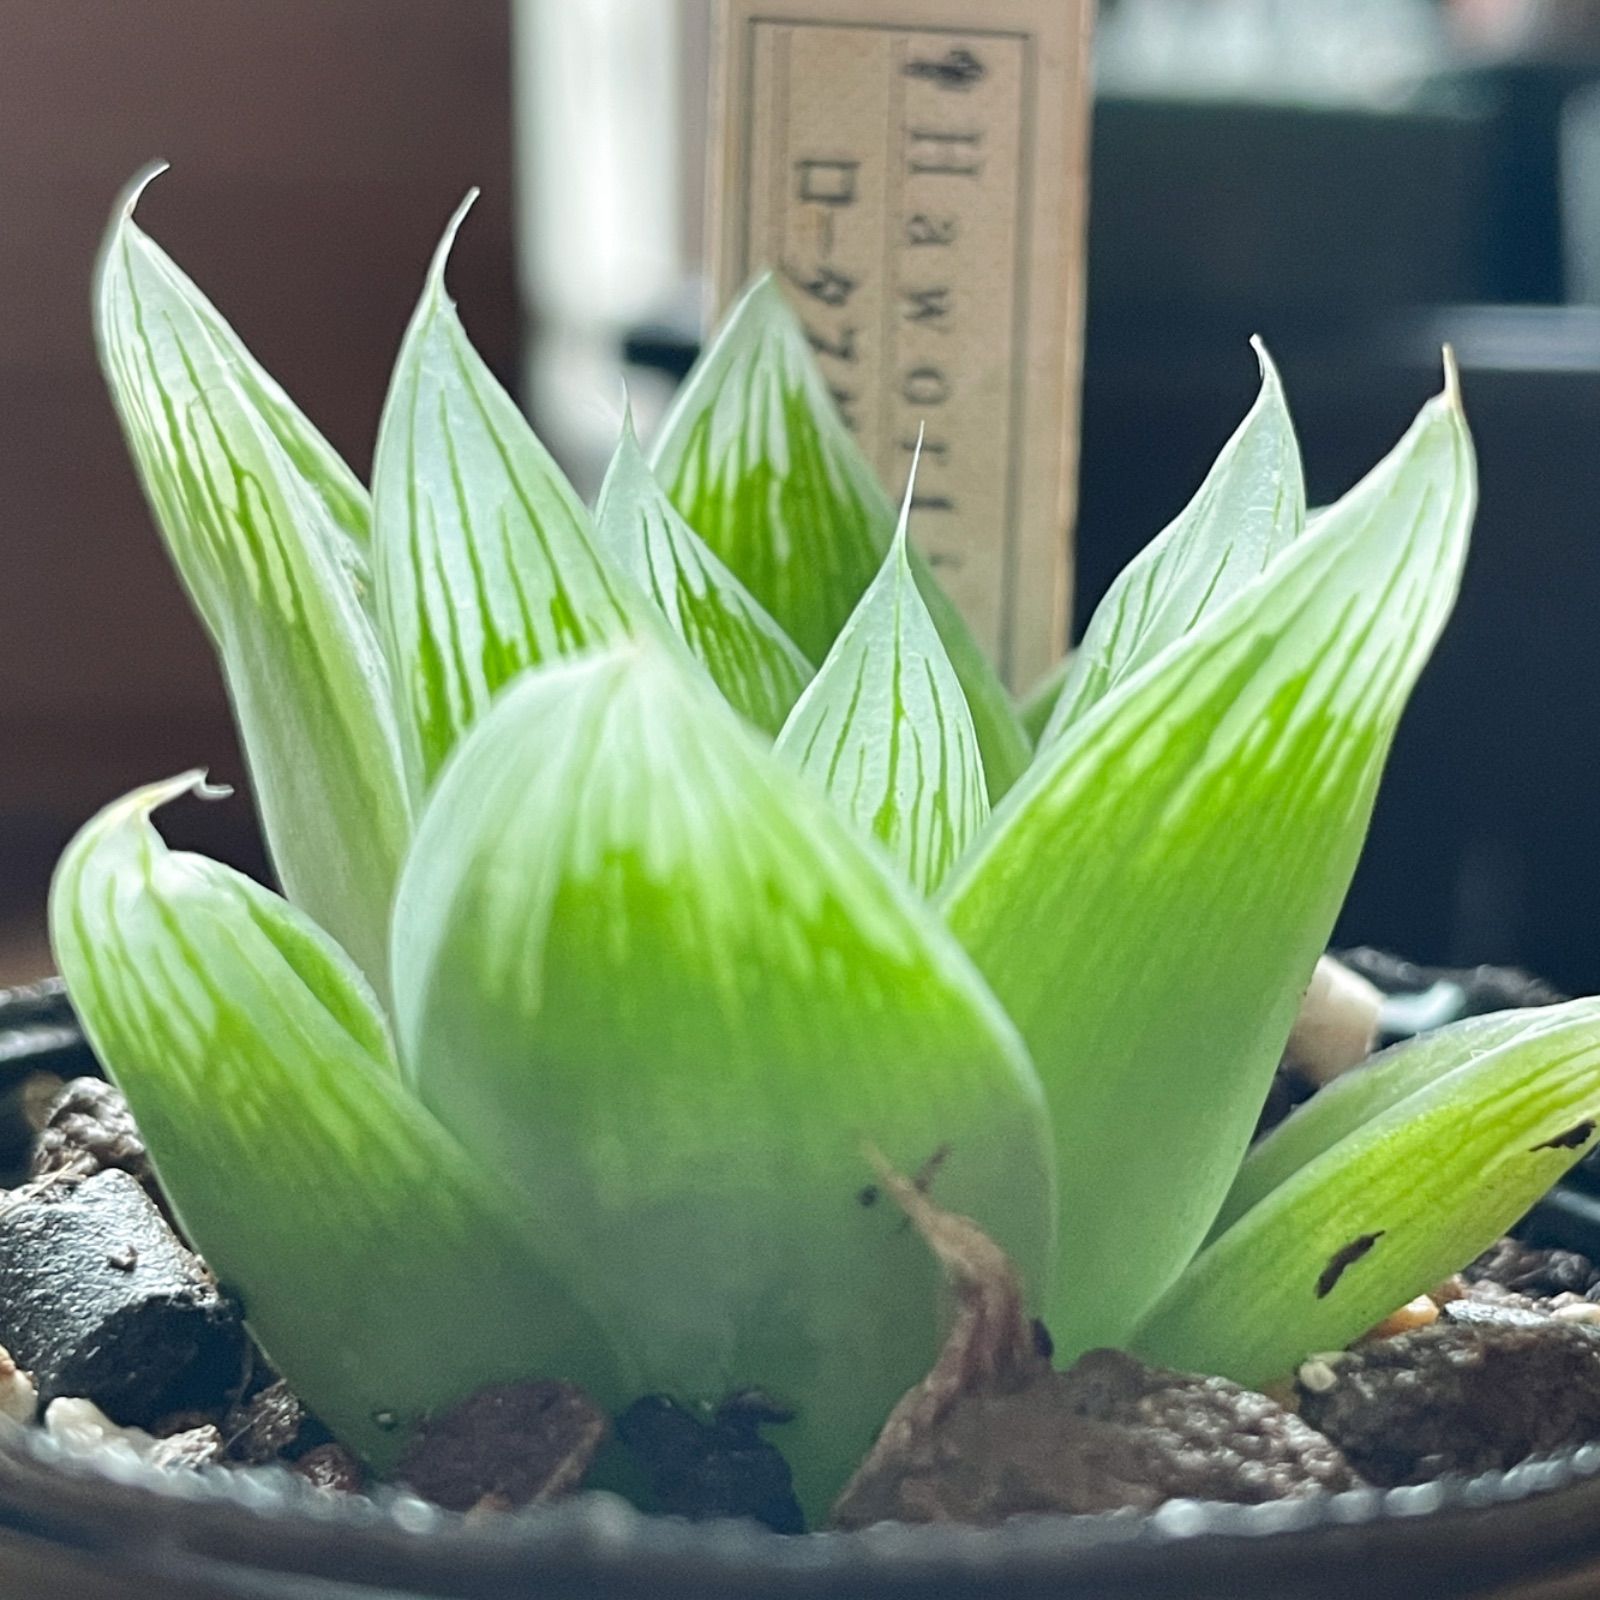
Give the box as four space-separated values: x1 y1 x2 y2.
651 274 1031 799
49 776 617 1470
594 416 811 734
104 167 375 575
1042 342 1305 745
95 181 410 996
1132 1001 1600 1386
372 194 638 790
1211 1007 1555 1239
1017 654 1072 746
942 368 1475 1358
776 455 988 894
390 642 1054 1515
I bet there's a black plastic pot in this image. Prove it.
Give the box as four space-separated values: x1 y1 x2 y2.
6 979 1600 1599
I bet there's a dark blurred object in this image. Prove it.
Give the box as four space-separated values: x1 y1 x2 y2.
1087 92 1496 319
1338 946 1566 1039
0 2 518 949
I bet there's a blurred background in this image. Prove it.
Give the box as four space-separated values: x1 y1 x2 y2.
3 0 1600 989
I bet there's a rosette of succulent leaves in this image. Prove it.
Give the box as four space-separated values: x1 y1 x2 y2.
54 176 1600 1520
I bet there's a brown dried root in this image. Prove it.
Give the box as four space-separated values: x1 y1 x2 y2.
831 1154 1358 1528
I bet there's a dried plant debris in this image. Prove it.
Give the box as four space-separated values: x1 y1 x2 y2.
293 1441 366 1495
616 1390 805 1532
831 1164 1357 1529
398 1381 610 1514
30 1078 152 1191
223 1376 332 1466
1296 1318 1600 1486
0 1170 243 1425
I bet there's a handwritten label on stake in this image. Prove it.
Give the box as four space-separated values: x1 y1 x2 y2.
707 0 1093 689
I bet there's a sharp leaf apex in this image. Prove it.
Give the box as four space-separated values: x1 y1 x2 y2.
1249 335 1285 396
1441 344 1463 412
115 161 170 226
425 189 481 303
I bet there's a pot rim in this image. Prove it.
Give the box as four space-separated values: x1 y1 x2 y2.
4 1413 1600 1597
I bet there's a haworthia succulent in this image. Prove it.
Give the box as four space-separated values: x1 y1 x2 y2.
1132 1001 1600 1385
776 451 988 894
1042 341 1306 745
650 274 1031 799
372 194 639 791
94 178 410 996
942 366 1475 1357
49 776 619 1469
390 643 1054 1516
594 417 811 735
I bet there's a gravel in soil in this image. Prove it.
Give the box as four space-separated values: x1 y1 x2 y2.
1296 1317 1600 1486
30 1077 154 1193
1466 1237 1600 1301
0 1169 243 1425
223 1376 332 1466
292 1441 366 1495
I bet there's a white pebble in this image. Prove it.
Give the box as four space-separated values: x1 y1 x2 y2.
44 1397 155 1460
0 1348 36 1426
1298 1358 1341 1394
1552 1302 1600 1325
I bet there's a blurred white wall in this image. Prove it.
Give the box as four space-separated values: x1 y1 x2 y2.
513 0 710 491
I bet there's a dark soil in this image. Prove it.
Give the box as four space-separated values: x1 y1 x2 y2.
398 1381 610 1514
616 1391 805 1532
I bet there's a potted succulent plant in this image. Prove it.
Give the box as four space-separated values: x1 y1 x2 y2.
6 168 1600 1596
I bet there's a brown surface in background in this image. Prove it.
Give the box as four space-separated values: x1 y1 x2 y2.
0 2 519 974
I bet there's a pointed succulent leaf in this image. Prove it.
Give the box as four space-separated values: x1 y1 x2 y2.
776 456 988 894
594 417 811 733
95 182 410 995
1043 342 1306 745
1211 1007 1557 1238
942 368 1475 1358
1018 654 1072 746
1132 1000 1600 1386
104 167 375 572
372 195 639 789
49 777 618 1469
650 274 1030 798
390 643 1054 1515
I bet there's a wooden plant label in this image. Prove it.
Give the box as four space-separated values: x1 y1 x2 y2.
707 0 1093 688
